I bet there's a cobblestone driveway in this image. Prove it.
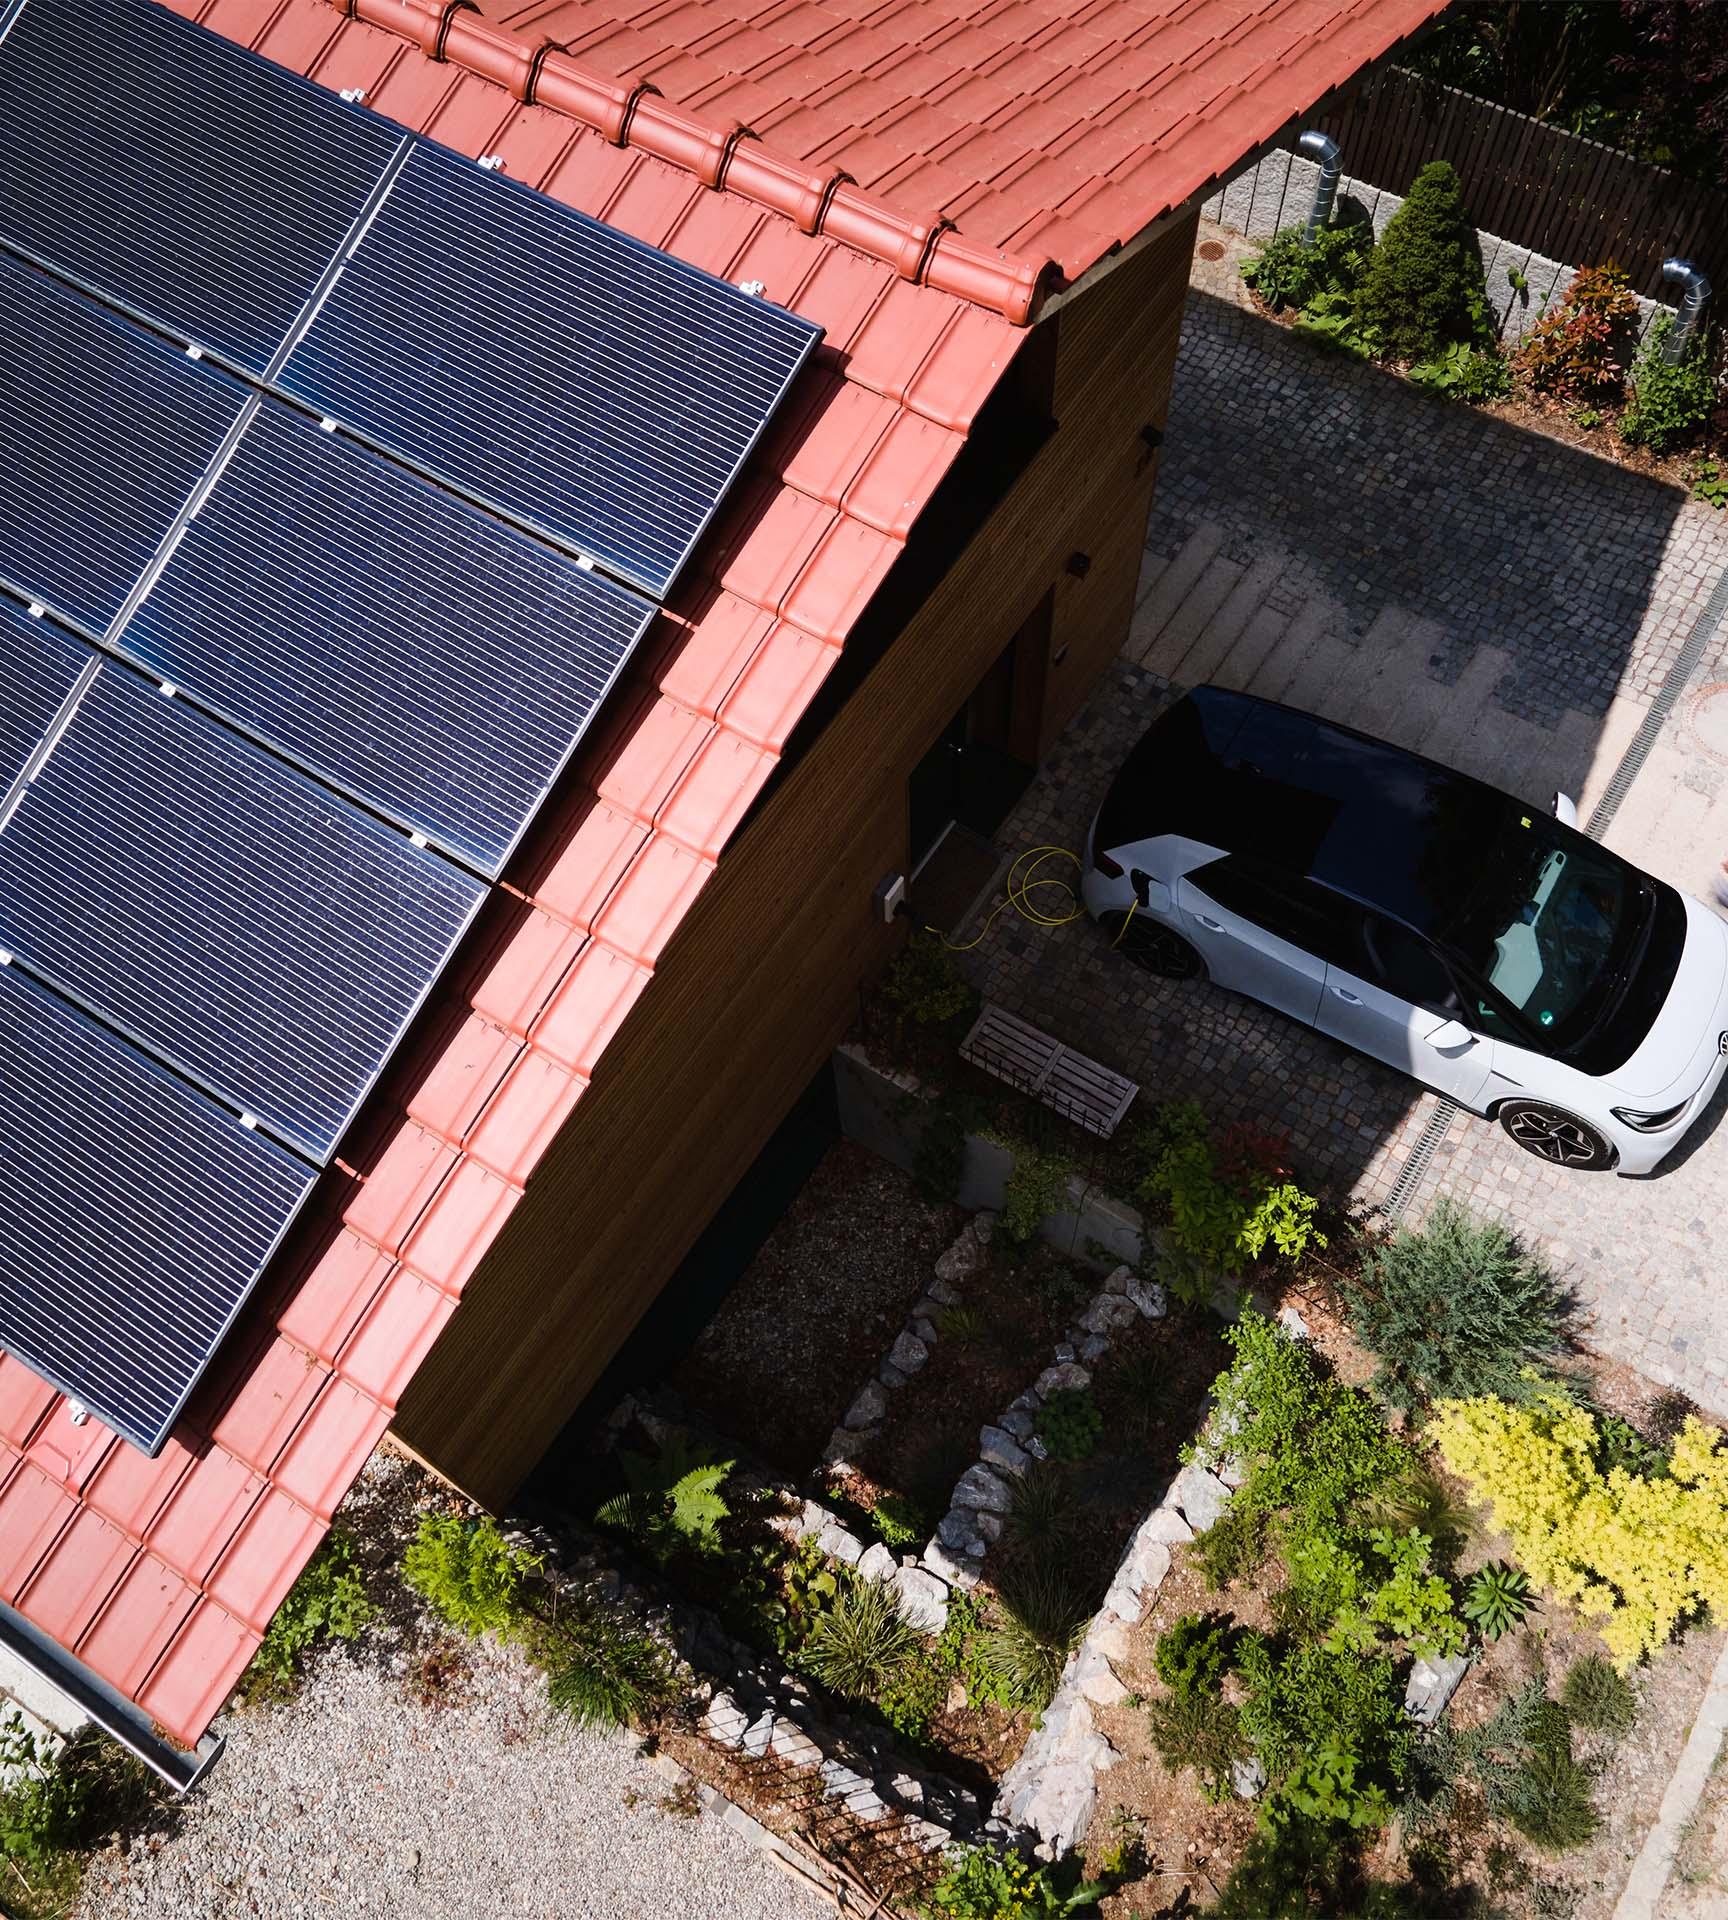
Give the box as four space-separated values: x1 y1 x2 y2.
968 239 1728 1413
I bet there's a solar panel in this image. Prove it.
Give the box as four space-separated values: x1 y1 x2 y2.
0 600 88 800
0 651 488 1162
0 0 405 374
279 143 824 597
0 963 316 1455
0 252 248 634
121 404 659 876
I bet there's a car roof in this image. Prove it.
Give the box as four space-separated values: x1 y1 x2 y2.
1099 684 1530 936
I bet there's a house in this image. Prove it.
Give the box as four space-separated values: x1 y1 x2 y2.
0 0 1444 1781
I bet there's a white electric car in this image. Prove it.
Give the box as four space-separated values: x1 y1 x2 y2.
1083 687 1728 1174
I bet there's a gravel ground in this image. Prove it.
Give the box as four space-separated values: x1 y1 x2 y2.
72 1643 824 1920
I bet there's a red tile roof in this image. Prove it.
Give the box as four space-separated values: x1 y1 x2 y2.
0 0 1440 1756
495 0 1445 280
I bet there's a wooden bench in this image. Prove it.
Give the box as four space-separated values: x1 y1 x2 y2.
959 1003 1139 1139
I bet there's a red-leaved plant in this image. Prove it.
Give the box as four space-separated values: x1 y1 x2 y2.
1515 263 1641 405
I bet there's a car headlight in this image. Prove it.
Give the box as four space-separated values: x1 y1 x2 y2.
1610 1099 1690 1133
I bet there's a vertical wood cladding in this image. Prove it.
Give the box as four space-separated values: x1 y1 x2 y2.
394 213 1200 1505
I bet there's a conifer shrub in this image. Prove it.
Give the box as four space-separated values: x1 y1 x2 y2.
1351 162 1491 362
1343 1199 1576 1413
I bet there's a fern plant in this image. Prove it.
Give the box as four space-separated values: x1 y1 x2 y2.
1462 1561 1533 1642
403 1512 538 1638
595 1432 735 1566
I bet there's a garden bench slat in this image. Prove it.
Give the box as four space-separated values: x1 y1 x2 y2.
960 1003 1139 1140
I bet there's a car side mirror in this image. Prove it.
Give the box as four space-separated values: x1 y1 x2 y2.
1551 791 1579 828
1424 1017 1476 1054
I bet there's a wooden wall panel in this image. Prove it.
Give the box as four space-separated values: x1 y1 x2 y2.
393 214 1200 1506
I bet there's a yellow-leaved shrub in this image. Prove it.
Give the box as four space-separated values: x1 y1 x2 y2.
1430 1388 1728 1668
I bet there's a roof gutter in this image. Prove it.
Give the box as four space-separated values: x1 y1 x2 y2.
0 1600 225 1794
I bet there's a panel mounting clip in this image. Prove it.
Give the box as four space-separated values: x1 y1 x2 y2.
339 87 366 103
737 278 766 297
477 154 506 172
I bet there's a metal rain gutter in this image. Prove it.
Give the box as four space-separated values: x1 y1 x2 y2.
0 1598 224 1794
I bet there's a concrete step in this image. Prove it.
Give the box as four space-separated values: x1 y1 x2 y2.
1211 603 1292 692
1126 521 1225 664
1170 552 1288 689
1413 646 1515 766
1141 553 1246 682
1261 602 1346 709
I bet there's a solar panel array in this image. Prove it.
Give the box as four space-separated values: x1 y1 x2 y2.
0 0 822 1454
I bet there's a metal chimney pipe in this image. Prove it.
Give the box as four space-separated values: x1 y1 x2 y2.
1661 258 1712 362
1297 130 1343 248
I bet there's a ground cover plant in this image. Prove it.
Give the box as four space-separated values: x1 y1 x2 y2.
239 1526 375 1702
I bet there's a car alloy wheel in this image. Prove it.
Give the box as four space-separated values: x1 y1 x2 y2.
1497 1099 1616 1171
1103 913 1203 981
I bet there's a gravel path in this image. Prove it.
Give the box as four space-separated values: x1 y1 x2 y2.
73 1627 823 1919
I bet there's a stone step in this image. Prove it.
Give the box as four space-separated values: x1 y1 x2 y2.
1140 552 1246 682
1125 521 1225 664
1412 644 1515 766
1210 602 1291 691
1168 550 1287 688
1260 601 1345 709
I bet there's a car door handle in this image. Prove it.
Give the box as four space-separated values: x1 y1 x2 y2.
1195 915 1224 933
1330 986 1363 1004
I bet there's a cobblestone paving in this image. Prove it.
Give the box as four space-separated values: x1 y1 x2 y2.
968 253 1728 1415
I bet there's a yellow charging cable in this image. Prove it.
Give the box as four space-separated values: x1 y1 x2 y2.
925 844 1141 952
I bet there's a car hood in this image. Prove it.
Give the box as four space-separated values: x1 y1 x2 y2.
1606 893 1728 1104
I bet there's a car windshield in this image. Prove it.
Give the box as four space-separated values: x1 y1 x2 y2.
1434 814 1649 1047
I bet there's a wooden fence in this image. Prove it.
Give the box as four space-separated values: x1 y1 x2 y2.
1293 68 1728 298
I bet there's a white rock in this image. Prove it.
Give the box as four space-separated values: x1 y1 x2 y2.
1025 1434 1049 1460
1103 1584 1142 1625
979 1426 1030 1475
1172 1462 1232 1533
892 1567 950 1633
953 1463 1012 1513
999 1407 1035 1440
1104 1264 1134 1294
857 1543 896 1584
1140 1507 1194 1545
924 1540 982 1587
889 1330 929 1374
934 1227 986 1283
702 1692 749 1747
937 1510 987 1555
1126 1273 1168 1319
974 1510 1003 1543
973 1211 996 1246
1277 1305 1311 1341
1119 1536 1171 1598
1232 1756 1267 1799
926 1273 963 1305
912 1317 938 1346
844 1381 888 1429
770 1720 823 1770
1089 1618 1131 1662
742 1711 776 1758
821 1427 865 1468
878 1359 908 1390
1406 1653 1471 1725
1035 1362 1090 1397
1079 1335 1109 1364
1054 1341 1077 1363
817 1522 864 1565
1079 1666 1128 1707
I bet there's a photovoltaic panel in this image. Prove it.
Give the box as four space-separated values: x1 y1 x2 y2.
0 253 248 634
0 0 404 374
0 962 316 1456
123 404 659 876
279 143 824 598
0 652 488 1163
0 599 87 798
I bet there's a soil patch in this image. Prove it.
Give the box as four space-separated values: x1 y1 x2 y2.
668 1142 962 1479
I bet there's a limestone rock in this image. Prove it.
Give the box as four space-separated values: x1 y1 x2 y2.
1079 1335 1109 1363
974 1510 1004 1543
999 1407 1035 1440
889 1330 929 1375
973 1211 996 1247
770 1720 823 1771
935 1224 987 1283
1104 1264 1134 1294
953 1464 1012 1513
1172 1462 1232 1533
1232 1757 1267 1799
1118 1535 1171 1599
1102 1584 1142 1625
1035 1362 1090 1397
893 1566 950 1633
878 1359 908 1390
924 1540 983 1587
1089 1618 1131 1662
937 1510 987 1555
979 1426 1030 1475
1079 1665 1127 1708
821 1759 886 1823
912 1317 938 1346
1277 1305 1312 1341
742 1711 776 1759
1026 1434 1049 1460
1406 1653 1471 1726
702 1692 749 1748
857 1543 896 1585
844 1381 888 1430
926 1274 963 1306
1125 1273 1168 1320
817 1522 864 1566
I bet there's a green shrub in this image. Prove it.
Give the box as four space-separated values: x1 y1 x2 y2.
1242 219 1374 312
1407 340 1512 402
546 1607 674 1730
1693 457 1728 508
1344 1198 1574 1413
1300 1527 1463 1662
594 1431 734 1565
1035 1387 1102 1463
1267 1738 1392 1832
1505 1743 1601 1852
1145 1688 1249 1801
1351 162 1491 361
1194 1498 1268 1590
1234 1635 1410 1796
923 1843 1105 1918
244 1528 374 1701
1560 1654 1637 1736
1461 1560 1533 1642
975 1566 1089 1712
1293 290 1380 360
1137 1106 1325 1301
1109 1343 1168 1443
1004 1464 1080 1558
911 1090 984 1204
403 1511 538 1638
1209 1814 1360 1919
0 1712 87 1873
870 1492 927 1552
799 1577 918 1700
1367 1462 1470 1570
1000 1143 1074 1250
1619 316 1716 452
935 1304 985 1346
1516 263 1640 403
1154 1610 1237 1700
883 934 978 1030
1594 1411 1670 1480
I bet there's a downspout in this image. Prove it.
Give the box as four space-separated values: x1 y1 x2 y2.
1661 258 1712 362
1297 130 1342 247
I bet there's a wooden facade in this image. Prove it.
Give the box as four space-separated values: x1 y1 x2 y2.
394 211 1201 1508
